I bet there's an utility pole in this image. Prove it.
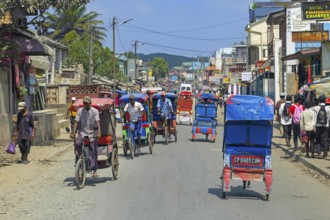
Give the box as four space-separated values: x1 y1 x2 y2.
134 40 137 80
88 27 94 84
112 16 116 93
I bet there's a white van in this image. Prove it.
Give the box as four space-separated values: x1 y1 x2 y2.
180 83 192 93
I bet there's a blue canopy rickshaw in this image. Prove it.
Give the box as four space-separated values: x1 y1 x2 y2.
151 93 178 144
221 95 274 200
118 93 152 158
192 93 218 142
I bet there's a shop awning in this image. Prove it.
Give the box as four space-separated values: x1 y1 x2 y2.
254 58 273 71
30 56 50 70
281 48 320 61
12 32 55 56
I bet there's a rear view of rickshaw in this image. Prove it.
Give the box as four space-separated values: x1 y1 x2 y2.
177 91 193 125
152 93 178 144
191 93 218 142
71 98 119 189
221 95 273 200
119 93 153 159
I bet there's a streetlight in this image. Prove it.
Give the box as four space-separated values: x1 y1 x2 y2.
111 17 133 92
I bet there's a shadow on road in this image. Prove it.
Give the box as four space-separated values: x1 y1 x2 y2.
64 176 113 189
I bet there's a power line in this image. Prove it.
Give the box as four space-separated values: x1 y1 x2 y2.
122 23 245 42
166 17 249 33
141 41 214 54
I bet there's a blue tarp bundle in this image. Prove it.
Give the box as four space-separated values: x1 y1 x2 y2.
225 95 274 121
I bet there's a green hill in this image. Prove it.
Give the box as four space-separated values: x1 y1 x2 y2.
137 53 195 69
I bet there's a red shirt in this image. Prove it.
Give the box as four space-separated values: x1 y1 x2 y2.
289 103 305 115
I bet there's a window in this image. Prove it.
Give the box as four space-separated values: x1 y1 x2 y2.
263 49 268 58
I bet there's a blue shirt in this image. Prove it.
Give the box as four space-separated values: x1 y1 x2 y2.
157 98 172 118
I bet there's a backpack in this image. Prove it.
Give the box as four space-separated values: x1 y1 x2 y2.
282 103 291 118
317 106 327 125
292 105 303 124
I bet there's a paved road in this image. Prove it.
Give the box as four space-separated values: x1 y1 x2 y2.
73 122 330 220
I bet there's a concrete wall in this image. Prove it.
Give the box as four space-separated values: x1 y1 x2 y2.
0 114 12 147
0 66 13 147
31 109 58 145
322 42 330 76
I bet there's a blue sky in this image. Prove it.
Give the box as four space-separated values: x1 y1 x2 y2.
86 0 256 57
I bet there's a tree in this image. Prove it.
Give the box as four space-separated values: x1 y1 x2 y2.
0 1 93 25
149 57 169 79
65 36 126 82
44 5 106 44
0 0 93 59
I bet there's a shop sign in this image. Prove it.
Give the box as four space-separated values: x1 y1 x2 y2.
287 7 311 32
223 78 230 84
241 72 252 81
302 1 330 20
292 31 329 42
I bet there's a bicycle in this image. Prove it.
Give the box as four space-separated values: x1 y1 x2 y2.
75 136 93 189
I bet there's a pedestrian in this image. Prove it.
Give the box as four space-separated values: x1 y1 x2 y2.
218 96 224 111
279 95 292 147
300 101 315 157
15 102 35 164
290 95 305 151
275 93 286 137
66 97 77 133
312 95 329 158
70 96 101 177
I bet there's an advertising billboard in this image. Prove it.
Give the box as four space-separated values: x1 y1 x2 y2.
302 1 330 20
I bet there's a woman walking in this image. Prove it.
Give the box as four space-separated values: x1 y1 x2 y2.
300 101 315 157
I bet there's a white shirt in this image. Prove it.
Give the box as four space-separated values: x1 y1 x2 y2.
124 101 144 122
300 108 315 131
279 101 292 125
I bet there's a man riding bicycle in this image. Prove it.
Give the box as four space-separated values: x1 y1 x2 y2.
122 94 145 152
70 96 101 178
157 92 174 140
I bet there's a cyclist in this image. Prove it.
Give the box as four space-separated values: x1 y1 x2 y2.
70 96 101 178
157 92 174 139
122 94 145 152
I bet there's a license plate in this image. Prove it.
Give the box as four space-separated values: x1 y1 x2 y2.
232 155 263 166
179 116 189 121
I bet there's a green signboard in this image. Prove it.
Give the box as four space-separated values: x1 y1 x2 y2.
302 1 330 20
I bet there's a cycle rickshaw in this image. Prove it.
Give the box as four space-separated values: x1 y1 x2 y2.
191 93 218 142
177 91 194 125
119 93 153 159
71 97 119 189
151 93 178 145
221 95 273 200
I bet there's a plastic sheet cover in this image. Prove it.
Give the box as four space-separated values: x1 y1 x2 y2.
225 95 274 121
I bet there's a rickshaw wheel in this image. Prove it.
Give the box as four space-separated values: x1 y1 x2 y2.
164 128 168 145
222 191 226 199
75 158 86 189
212 139 215 143
148 134 153 154
206 134 209 141
111 147 119 180
129 138 134 159
150 128 155 147
174 130 177 142
123 139 128 157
